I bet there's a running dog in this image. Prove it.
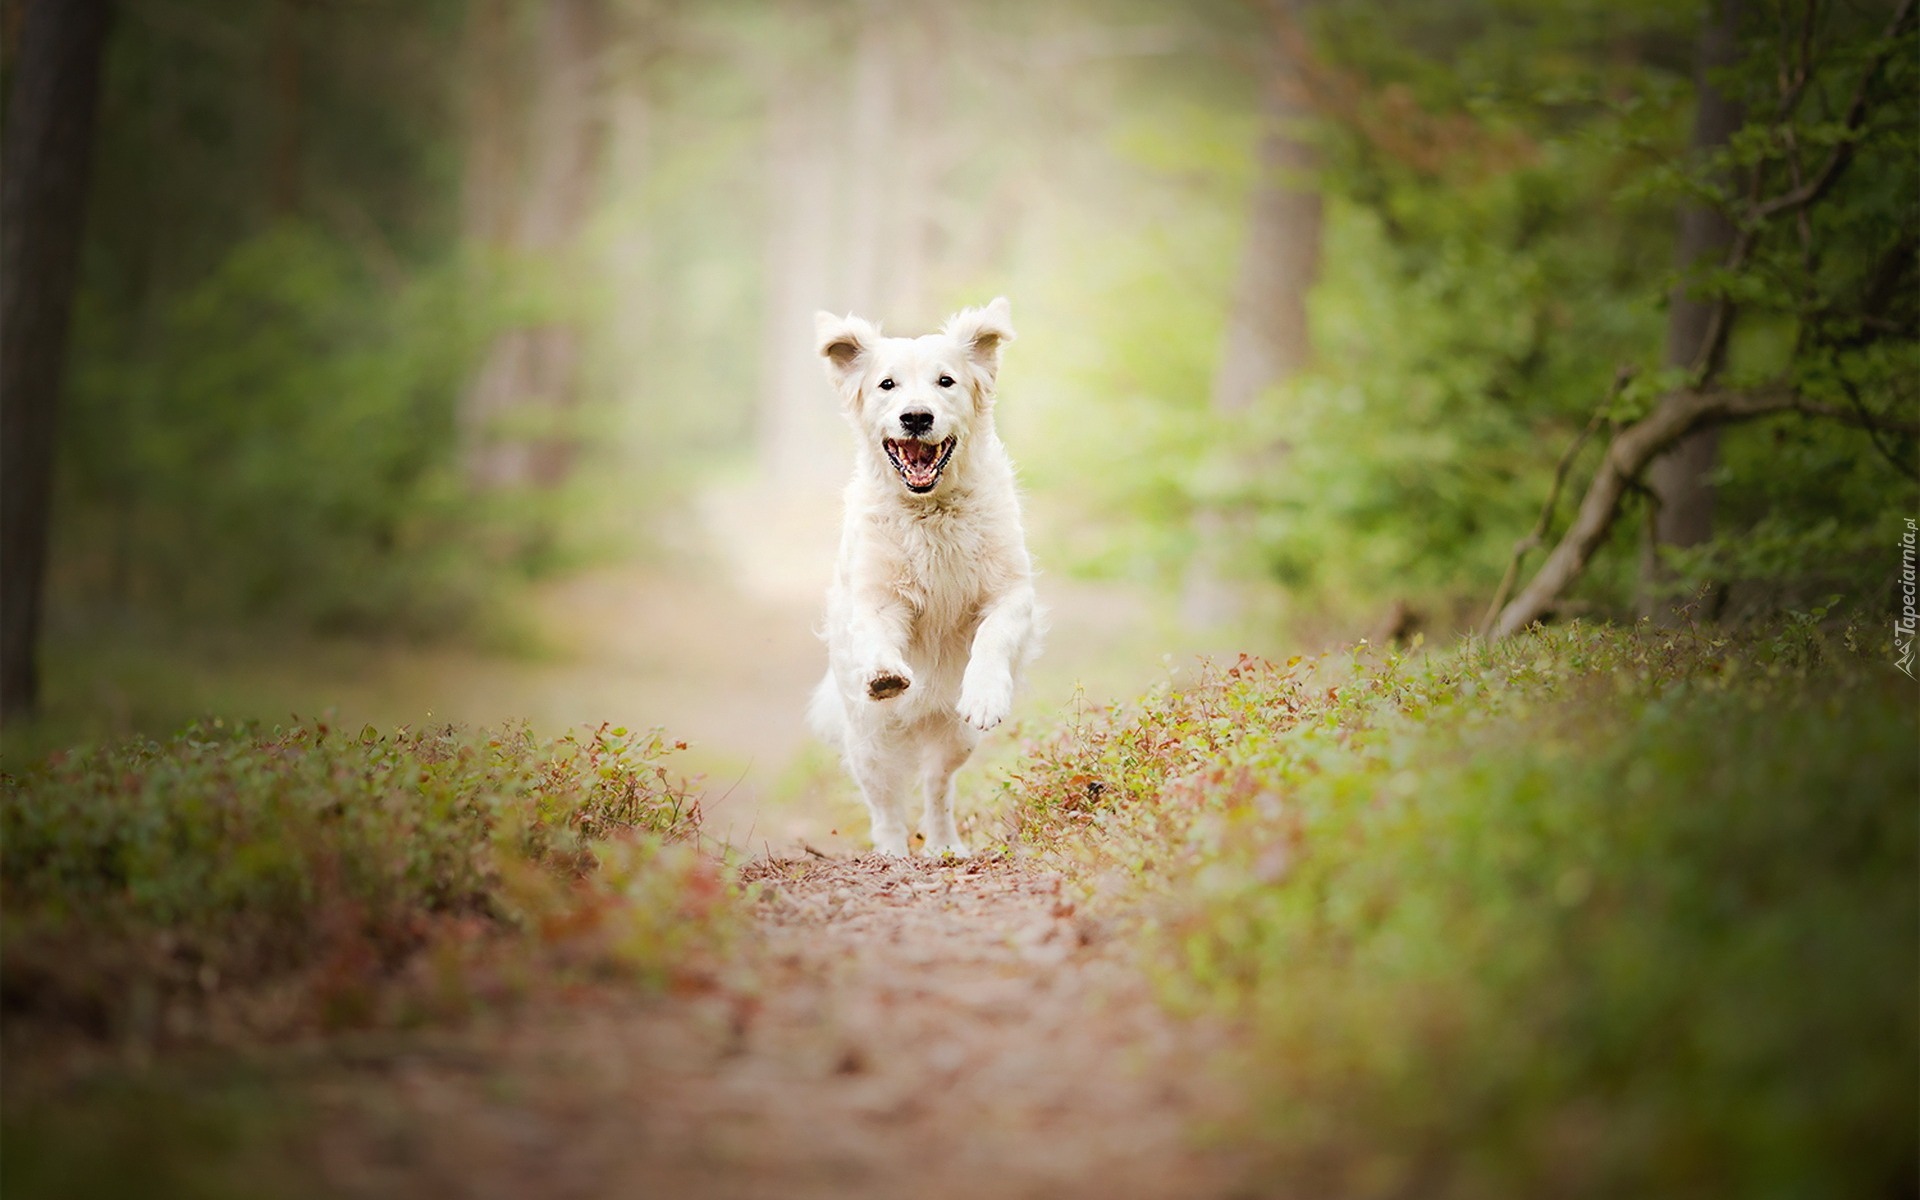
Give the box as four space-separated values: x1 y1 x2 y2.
806 297 1043 857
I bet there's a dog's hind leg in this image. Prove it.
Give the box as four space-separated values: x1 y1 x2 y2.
805 672 845 750
848 740 914 858
919 725 976 858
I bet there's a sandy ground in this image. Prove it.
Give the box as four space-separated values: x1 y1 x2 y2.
304 854 1254 1200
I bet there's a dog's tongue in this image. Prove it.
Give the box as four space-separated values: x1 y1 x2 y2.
884 437 949 489
892 439 941 469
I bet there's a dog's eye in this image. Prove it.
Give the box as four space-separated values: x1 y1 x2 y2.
937 375 955 388
878 378 896 391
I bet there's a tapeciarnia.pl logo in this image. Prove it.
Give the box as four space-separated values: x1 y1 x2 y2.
1898 517 1917 679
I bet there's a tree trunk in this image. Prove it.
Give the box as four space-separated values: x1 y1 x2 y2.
846 1 952 315
599 59 657 419
269 0 304 216
1210 41 1321 413
1641 0 1744 622
0 0 115 724
460 0 517 249
880 6 944 329
839 0 946 327
759 56 845 490
1182 4 1322 627
840 7 897 319
461 0 607 493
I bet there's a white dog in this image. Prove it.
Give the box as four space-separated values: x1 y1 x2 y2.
807 297 1043 858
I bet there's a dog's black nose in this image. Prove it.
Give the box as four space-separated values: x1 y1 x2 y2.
900 409 935 436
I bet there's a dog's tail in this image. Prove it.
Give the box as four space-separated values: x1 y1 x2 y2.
805 671 845 751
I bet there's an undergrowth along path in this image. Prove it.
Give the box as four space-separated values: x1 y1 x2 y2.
310 854 1249 1200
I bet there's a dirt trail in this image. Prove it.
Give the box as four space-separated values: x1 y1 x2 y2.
280 495 1263 1196
308 855 1252 1199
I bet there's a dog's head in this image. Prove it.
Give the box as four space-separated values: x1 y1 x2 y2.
814 298 1015 496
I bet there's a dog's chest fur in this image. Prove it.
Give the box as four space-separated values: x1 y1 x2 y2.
865 489 1018 650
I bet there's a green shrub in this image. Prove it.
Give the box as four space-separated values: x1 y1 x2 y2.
0 720 718 1043
61 224 516 639
1009 625 1918 1198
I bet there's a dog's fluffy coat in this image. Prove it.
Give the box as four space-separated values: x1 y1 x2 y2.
807 297 1043 857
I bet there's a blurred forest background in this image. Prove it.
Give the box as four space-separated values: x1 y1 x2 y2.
3 0 1915 802
4 5 1915 1191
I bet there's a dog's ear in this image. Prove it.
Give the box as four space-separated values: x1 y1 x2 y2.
943 296 1016 386
816 311 878 395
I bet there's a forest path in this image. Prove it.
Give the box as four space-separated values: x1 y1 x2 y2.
272 490 1259 1194
308 855 1252 1199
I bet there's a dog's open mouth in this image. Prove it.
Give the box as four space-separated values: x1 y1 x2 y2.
882 436 957 493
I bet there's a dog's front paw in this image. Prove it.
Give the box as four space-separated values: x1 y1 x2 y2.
924 838 971 860
866 664 912 700
871 831 911 858
956 672 1012 732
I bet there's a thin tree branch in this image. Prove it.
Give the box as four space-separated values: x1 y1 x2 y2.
1772 0 1820 122
1812 232 1920 348
1678 386 1920 433
1835 376 1920 479
1750 0 1916 221
1491 382 1920 639
1478 370 1629 637
1687 0 1916 380
1759 395 1920 436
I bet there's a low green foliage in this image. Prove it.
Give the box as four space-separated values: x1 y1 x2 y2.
0 720 722 1044
1010 624 1917 1198
63 224 519 638
0 1071 315 1200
